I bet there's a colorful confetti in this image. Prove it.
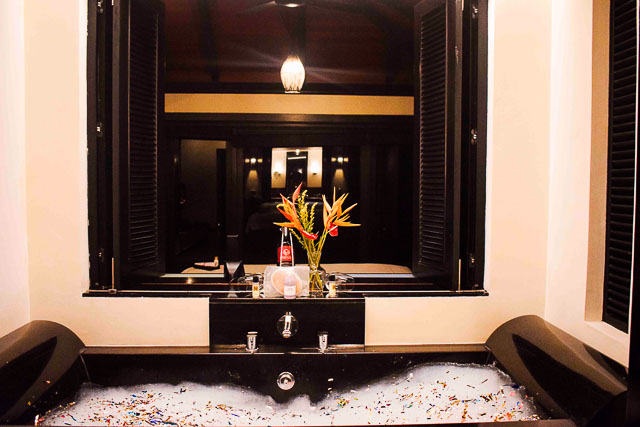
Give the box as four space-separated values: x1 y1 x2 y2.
39 363 545 425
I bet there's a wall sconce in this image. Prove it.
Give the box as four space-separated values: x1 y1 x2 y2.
331 157 349 164
310 161 321 175
280 55 305 93
273 162 284 177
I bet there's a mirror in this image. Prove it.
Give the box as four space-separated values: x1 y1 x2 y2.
159 0 418 278
170 138 413 276
89 0 487 289
164 0 416 92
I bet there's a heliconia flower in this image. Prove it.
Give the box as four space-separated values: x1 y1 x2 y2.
333 216 359 227
300 230 318 240
322 191 359 237
292 182 302 204
274 184 319 240
280 195 296 213
277 207 294 223
322 195 331 227
274 222 295 228
275 184 358 243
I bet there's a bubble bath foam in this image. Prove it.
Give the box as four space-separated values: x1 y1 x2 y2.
38 363 546 425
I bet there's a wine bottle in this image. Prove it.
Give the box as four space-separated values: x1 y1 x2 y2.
278 227 294 267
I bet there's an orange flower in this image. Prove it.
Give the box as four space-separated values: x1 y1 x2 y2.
275 183 358 241
274 183 318 240
322 189 359 237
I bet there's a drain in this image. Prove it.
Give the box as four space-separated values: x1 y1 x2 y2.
277 372 295 391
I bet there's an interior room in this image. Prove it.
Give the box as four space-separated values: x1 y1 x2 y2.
0 0 638 425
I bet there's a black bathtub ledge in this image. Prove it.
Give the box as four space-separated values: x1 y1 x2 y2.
486 315 627 426
82 288 489 298
0 321 86 425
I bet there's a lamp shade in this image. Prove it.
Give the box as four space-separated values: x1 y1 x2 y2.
280 55 305 93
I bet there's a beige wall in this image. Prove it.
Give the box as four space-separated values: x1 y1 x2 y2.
544 0 630 365
24 0 209 346
0 0 30 337
585 0 610 323
367 0 552 346
17 0 631 364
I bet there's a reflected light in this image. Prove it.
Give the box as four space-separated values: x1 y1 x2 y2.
310 161 321 175
273 162 284 177
246 169 260 193
332 168 346 191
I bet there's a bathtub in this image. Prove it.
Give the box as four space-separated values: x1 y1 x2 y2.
0 315 627 426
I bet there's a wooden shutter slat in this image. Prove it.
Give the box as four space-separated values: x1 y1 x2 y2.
112 0 165 286
413 0 461 285
603 0 636 332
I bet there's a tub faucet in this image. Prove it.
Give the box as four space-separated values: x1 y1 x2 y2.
246 331 258 353
282 312 293 338
277 312 298 338
318 331 328 353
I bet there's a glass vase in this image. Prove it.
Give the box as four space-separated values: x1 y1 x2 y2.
308 253 325 296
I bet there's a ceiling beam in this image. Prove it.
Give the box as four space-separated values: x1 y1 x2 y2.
196 0 220 82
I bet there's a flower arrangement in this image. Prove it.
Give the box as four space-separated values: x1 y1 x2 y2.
275 183 359 293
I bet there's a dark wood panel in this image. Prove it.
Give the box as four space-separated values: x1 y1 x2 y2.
112 0 166 288
166 82 413 96
88 0 114 290
412 0 462 288
209 298 365 346
164 0 418 92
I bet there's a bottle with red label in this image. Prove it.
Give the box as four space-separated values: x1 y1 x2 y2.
278 227 294 267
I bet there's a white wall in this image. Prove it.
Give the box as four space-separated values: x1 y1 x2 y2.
544 0 630 365
0 0 30 337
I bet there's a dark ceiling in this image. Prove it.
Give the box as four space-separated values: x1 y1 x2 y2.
165 0 419 94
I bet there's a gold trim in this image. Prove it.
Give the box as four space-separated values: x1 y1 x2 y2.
165 93 414 116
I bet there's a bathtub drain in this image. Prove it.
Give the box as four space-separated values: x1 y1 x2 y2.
277 372 295 391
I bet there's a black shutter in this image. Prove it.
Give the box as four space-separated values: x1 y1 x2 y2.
113 0 166 286
413 0 462 288
88 0 114 289
603 0 637 332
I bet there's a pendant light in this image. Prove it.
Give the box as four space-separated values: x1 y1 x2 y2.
280 54 305 93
